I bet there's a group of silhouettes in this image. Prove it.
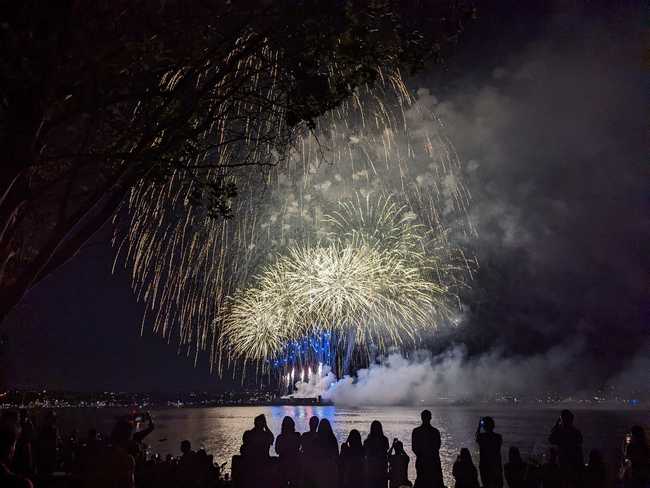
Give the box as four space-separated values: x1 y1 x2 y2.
235 409 650 488
1 407 648 488
0 408 225 488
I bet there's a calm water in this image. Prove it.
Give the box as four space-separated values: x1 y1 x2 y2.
57 405 647 485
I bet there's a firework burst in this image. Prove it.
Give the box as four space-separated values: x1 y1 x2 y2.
115 72 476 376
219 193 459 371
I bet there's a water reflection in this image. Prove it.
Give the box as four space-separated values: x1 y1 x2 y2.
57 406 645 487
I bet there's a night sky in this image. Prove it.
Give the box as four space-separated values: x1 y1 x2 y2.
3 1 647 393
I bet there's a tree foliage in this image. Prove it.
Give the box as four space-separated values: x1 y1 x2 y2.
0 0 472 323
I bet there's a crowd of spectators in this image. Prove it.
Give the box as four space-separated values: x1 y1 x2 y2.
233 409 649 488
0 407 648 487
0 409 226 487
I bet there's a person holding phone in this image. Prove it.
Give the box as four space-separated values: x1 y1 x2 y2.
241 414 274 459
475 416 503 488
388 438 411 488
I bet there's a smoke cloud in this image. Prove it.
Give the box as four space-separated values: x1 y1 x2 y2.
291 342 649 406
410 2 648 388
291 4 648 404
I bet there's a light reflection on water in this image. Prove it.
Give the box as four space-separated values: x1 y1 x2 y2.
58 405 646 486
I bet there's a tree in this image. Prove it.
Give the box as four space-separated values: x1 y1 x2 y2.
0 0 472 325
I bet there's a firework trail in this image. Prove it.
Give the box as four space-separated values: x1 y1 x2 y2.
115 69 476 378
219 193 467 376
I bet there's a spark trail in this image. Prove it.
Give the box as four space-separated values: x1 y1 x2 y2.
115 72 476 377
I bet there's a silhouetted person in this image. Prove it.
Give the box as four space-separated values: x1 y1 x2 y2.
452 448 480 488
583 449 606 488
365 420 389 488
0 429 33 488
548 409 583 485
315 418 338 488
130 412 154 464
388 439 411 488
275 416 301 487
621 425 650 488
78 429 102 487
91 419 136 488
301 416 320 457
194 448 213 487
239 414 274 488
241 414 274 459
476 416 504 488
12 410 34 477
340 429 365 488
504 446 533 488
301 416 320 488
538 448 562 488
36 410 59 475
178 440 198 487
412 410 444 488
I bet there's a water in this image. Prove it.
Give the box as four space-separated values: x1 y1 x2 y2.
57 405 646 485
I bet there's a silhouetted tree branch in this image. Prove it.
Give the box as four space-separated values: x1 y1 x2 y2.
0 0 473 323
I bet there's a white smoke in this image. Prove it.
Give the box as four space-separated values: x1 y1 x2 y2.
290 365 338 398
291 344 595 406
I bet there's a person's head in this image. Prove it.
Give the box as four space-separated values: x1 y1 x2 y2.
421 410 432 424
281 416 295 435
459 447 473 464
482 416 495 432
309 415 319 432
370 420 384 438
347 429 362 449
630 425 646 444
180 440 191 454
509 446 522 464
254 414 267 430
111 420 133 447
0 429 17 463
560 409 574 427
318 418 333 437
393 439 405 455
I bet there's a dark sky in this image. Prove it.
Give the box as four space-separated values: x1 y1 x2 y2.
3 1 647 392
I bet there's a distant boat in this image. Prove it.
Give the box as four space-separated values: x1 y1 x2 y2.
271 395 333 406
